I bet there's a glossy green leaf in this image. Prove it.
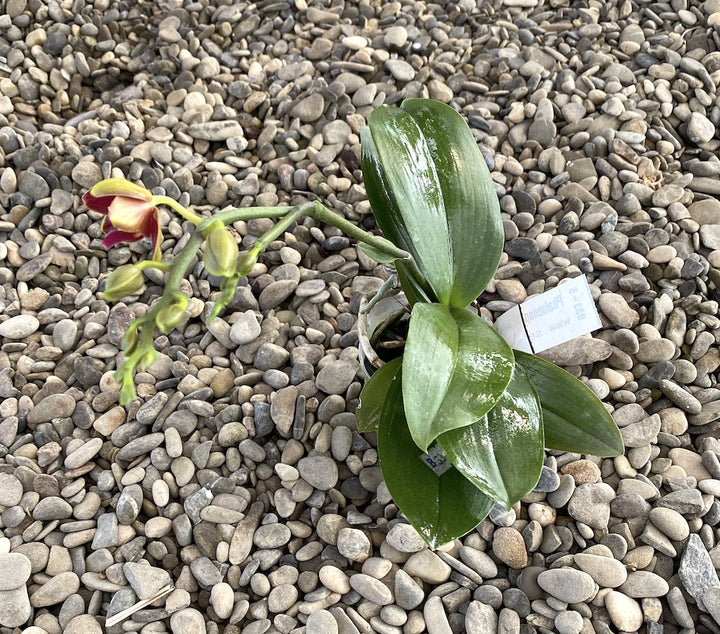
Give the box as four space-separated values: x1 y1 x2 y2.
377 367 494 548
356 357 402 432
514 350 624 457
362 99 503 308
399 99 503 307
361 113 449 303
439 364 544 509
403 303 514 451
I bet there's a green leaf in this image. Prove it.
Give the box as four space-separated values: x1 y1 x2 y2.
403 303 514 451
439 364 544 509
356 357 402 432
362 99 503 308
377 367 494 548
399 99 503 307
514 350 624 457
361 118 447 303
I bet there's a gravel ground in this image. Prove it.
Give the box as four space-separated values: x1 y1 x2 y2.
1 0 720 632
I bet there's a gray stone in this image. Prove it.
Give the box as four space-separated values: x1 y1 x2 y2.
229 311 261 345
0 586 31 627
30 572 80 607
349 573 393 605
32 496 72 520
316 359 358 394
53 318 78 351
598 293 637 328
0 553 31 590
71 162 102 188
124 562 172 600
290 93 325 122
64 615 103 634
567 483 615 529
385 59 416 82
189 557 222 590
605 591 643 632
386 523 425 553
538 337 612 366
619 571 669 598
465 600 498 634
573 553 627 588
394 568 424 610
298 456 338 490
337 527 371 562
700 225 720 250
679 533 719 610
537 568 597 603
306 609 338 634
187 120 245 141
169 607 207 634
686 112 715 144
16 253 52 282
0 314 39 339
423 595 453 634
0 473 23 507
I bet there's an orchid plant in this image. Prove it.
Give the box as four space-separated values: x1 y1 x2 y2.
86 99 623 547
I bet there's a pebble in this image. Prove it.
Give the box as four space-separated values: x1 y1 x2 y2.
573 553 627 587
679 533 720 610
298 455 338 490
30 572 80 607
306 609 339 634
605 591 643 631
0 314 39 339
619 571 669 598
124 562 172 600
349 573 393 605
0 552 32 627
567 483 615 529
537 568 598 603
491 527 528 569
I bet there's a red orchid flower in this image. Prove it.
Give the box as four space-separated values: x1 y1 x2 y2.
82 178 162 261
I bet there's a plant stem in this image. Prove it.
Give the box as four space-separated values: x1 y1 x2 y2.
136 260 170 272
153 195 204 225
198 206 293 233
308 201 430 292
248 202 314 256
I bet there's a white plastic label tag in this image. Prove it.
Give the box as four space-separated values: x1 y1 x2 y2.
420 444 452 476
494 276 601 354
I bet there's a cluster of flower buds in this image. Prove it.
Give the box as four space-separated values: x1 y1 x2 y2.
83 177 407 404
83 178 250 403
83 178 244 302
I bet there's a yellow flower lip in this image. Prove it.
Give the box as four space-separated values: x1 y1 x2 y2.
89 178 153 201
108 197 155 233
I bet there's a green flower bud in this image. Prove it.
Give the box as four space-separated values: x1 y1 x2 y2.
203 225 239 277
104 264 144 301
156 296 188 333
236 251 258 277
121 328 139 355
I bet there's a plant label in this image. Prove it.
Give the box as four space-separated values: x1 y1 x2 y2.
494 275 601 354
420 444 452 475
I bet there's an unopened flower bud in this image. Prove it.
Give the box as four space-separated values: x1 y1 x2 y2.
104 264 144 301
236 251 258 277
156 297 188 333
121 328 138 355
203 225 239 277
